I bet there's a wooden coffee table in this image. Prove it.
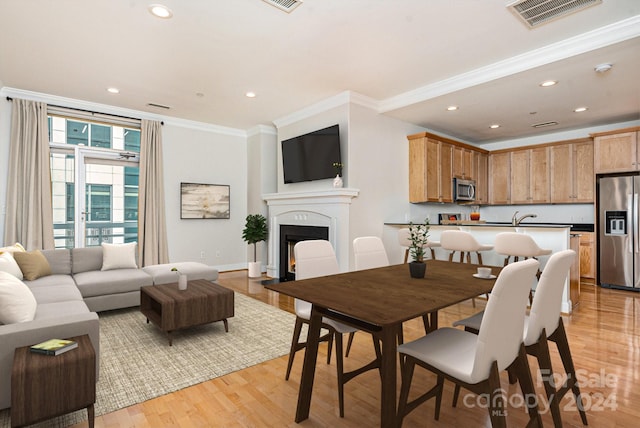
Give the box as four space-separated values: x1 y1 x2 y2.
140 279 234 345
11 334 96 428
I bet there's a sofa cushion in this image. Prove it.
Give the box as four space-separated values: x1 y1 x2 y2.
34 300 90 320
0 242 25 254
24 274 77 290
41 249 72 275
72 247 104 274
143 262 219 285
73 268 152 298
101 242 138 271
13 250 52 281
29 283 84 304
0 252 23 280
0 271 37 324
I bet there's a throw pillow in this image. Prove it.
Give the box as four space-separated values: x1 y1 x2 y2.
0 271 37 324
0 242 26 255
101 242 138 271
13 250 52 281
0 252 24 280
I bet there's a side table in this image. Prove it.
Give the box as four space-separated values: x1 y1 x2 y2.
11 334 96 428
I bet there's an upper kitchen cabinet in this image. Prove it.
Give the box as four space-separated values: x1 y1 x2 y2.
408 133 453 203
452 146 475 180
550 139 594 203
489 152 510 204
474 152 489 204
593 127 640 173
510 147 550 204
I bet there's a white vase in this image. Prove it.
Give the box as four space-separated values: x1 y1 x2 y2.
178 274 188 290
248 261 262 278
333 174 343 188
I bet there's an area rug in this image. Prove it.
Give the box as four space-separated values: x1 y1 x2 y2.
0 292 298 427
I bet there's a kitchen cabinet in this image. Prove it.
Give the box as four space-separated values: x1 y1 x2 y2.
475 152 489 204
489 152 510 204
579 232 595 283
593 128 640 173
508 147 550 204
453 146 475 180
570 234 581 308
550 139 594 203
408 134 453 203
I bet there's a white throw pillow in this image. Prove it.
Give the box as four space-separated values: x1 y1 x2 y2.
0 271 37 324
101 242 138 271
0 252 24 280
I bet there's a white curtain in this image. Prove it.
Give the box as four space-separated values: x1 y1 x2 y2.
4 99 54 250
138 119 169 266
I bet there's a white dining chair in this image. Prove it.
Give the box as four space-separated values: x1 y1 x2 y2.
286 239 380 417
353 236 390 271
397 228 440 262
397 258 541 427
452 250 587 427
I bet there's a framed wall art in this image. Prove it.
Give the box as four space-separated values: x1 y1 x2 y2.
180 182 230 219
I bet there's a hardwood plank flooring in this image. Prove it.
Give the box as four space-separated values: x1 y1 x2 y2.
70 270 640 427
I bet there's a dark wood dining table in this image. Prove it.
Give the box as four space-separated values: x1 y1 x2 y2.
265 260 499 428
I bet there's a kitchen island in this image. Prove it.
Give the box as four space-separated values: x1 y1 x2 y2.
384 222 576 312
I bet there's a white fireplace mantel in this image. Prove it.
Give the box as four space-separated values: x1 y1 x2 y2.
263 188 359 278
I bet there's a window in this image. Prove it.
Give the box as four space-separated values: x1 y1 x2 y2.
49 115 140 249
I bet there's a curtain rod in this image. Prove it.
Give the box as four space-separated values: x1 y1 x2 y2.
5 96 164 125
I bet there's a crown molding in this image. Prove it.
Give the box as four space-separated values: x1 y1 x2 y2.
247 124 277 137
1 87 247 137
379 15 640 113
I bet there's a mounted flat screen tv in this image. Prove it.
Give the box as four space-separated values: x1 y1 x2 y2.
281 124 342 184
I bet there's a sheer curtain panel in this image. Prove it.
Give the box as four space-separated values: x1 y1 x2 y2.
138 119 169 266
4 99 54 250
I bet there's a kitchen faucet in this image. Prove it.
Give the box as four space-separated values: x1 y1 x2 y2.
512 211 538 226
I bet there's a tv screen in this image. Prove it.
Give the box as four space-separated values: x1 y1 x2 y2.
281 124 342 184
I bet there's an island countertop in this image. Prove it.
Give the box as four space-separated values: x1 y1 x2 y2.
384 222 593 232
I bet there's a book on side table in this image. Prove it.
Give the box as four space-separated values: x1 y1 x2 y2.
30 338 78 356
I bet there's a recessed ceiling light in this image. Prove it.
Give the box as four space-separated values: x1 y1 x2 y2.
245 91 256 98
574 107 588 113
148 4 173 18
446 106 458 111
490 124 500 129
107 87 120 94
540 80 558 87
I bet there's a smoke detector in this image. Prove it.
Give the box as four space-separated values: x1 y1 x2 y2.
594 63 613 73
507 0 602 28
262 0 303 13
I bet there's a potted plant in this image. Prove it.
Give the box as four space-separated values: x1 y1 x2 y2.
408 218 430 278
242 214 268 278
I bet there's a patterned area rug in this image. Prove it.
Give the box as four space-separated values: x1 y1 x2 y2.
0 292 297 427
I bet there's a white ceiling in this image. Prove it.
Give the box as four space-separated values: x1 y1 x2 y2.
0 0 638 144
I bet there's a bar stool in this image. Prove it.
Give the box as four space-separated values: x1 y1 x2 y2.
439 230 493 265
440 230 493 307
494 232 552 304
398 228 440 262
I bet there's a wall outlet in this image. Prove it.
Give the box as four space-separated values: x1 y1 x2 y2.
200 251 205 259
216 250 221 257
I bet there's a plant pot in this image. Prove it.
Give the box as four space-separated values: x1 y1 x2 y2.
409 261 426 278
248 261 262 278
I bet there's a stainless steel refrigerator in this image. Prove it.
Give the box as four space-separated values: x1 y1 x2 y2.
597 174 640 290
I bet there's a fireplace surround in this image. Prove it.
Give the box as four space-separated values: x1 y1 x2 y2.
263 189 359 279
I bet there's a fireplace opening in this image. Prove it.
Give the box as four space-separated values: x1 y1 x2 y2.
279 224 329 281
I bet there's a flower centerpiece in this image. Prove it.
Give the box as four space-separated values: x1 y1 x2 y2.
408 218 430 278
332 162 344 188
171 267 188 290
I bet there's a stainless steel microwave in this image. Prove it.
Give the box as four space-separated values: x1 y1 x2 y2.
453 178 476 202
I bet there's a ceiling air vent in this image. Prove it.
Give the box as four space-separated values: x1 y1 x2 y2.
146 102 171 110
532 121 559 128
507 0 602 28
262 0 303 13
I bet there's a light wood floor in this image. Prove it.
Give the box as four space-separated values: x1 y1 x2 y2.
71 271 640 428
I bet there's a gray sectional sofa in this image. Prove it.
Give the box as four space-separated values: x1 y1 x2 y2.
0 246 218 410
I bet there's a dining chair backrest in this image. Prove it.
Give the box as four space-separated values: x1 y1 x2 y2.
471 258 539 383
293 240 340 315
523 250 575 346
353 236 390 271
440 230 482 252
494 232 549 258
